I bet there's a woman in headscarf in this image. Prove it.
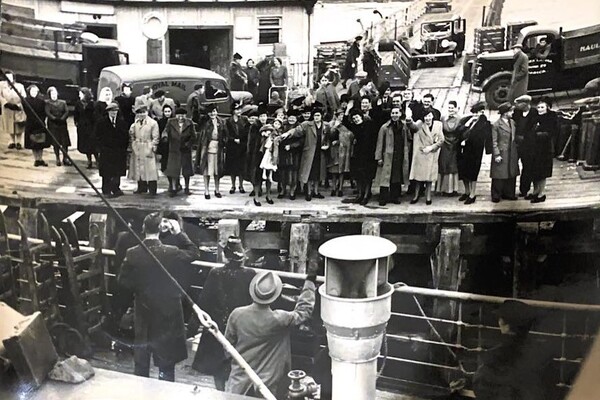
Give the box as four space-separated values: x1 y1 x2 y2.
24 84 50 167
74 87 97 169
529 98 558 203
457 101 491 204
95 87 114 122
45 86 71 166
408 110 444 205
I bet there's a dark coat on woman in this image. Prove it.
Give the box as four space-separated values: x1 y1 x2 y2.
279 122 303 170
225 115 250 176
190 263 256 375
342 41 361 80
196 116 227 176
244 66 260 99
491 117 520 179
287 120 331 184
45 99 70 148
350 118 379 181
245 122 265 184
230 61 247 91
74 99 97 155
24 95 50 150
118 233 198 369
115 94 136 128
163 118 196 178
438 114 462 175
157 116 170 172
458 115 491 181
95 114 129 178
256 58 274 103
529 111 558 180
362 49 381 82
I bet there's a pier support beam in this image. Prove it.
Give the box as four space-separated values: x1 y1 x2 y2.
361 219 381 237
289 223 310 274
18 207 38 239
217 219 240 262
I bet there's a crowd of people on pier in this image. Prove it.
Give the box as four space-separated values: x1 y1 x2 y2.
0 55 564 206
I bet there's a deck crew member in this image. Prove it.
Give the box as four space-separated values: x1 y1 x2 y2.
225 270 317 398
118 212 198 382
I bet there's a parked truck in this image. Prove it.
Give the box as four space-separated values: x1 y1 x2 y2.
472 23 600 108
0 6 128 104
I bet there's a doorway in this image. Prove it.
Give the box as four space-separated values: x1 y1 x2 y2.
168 27 232 79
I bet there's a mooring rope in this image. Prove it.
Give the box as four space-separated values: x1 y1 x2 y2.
0 70 276 400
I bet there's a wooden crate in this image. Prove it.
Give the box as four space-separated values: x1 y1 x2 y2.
474 26 506 54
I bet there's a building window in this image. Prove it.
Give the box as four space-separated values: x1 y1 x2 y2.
258 17 281 45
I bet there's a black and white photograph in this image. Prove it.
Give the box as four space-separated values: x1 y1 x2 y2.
0 0 600 399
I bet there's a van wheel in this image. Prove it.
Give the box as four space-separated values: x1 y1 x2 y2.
485 78 511 109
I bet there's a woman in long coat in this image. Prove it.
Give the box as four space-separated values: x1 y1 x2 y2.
245 109 267 206
529 98 558 203
24 85 50 167
74 87 97 169
490 102 520 203
128 105 160 195
157 104 173 173
225 103 249 194
457 101 491 204
349 111 378 205
436 101 461 196
408 111 444 205
0 70 26 149
45 86 71 166
196 105 227 199
244 59 260 100
163 108 196 196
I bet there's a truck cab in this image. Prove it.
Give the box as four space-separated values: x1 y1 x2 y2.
409 13 466 68
472 24 600 108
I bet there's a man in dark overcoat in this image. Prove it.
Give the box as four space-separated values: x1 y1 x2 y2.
342 36 362 86
118 212 198 382
230 53 248 91
508 43 529 103
512 94 538 198
95 102 129 197
163 107 196 196
188 237 256 390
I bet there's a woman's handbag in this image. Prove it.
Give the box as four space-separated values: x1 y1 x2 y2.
29 132 46 144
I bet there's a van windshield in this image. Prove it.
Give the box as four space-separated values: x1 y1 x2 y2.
97 71 121 99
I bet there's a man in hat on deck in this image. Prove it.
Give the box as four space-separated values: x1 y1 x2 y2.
230 52 248 91
189 236 256 391
96 102 129 197
342 35 363 87
508 43 529 103
225 269 317 398
512 94 538 198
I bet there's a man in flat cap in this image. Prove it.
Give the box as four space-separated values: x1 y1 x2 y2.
512 94 538 198
342 35 363 88
225 269 317 398
230 52 248 91
95 102 129 197
129 104 160 195
508 43 529 103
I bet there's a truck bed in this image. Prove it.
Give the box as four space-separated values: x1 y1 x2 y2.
562 23 600 69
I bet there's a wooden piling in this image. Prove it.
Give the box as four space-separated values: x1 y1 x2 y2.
289 223 310 274
18 207 38 239
217 219 240 262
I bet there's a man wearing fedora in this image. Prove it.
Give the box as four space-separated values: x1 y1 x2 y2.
225 270 317 397
189 236 256 390
473 300 553 400
508 43 529 103
95 102 129 198
118 212 198 382
128 104 160 195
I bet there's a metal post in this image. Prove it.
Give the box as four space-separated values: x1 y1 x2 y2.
482 6 486 27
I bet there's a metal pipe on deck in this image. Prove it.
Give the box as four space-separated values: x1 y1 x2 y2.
318 235 397 400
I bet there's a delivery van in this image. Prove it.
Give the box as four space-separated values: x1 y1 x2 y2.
97 64 233 115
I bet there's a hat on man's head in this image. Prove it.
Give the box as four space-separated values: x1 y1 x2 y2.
134 104 148 113
175 107 187 115
311 101 325 115
514 94 532 104
154 89 165 98
290 96 306 107
249 271 283 305
287 109 300 118
355 35 363 41
231 102 242 112
470 101 486 113
356 71 368 78
498 102 513 115
260 124 274 133
206 103 218 113
233 52 243 60
222 236 246 262
106 102 119 112
257 102 269 116
494 300 536 332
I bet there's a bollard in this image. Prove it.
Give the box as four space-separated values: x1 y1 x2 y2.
318 235 396 400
